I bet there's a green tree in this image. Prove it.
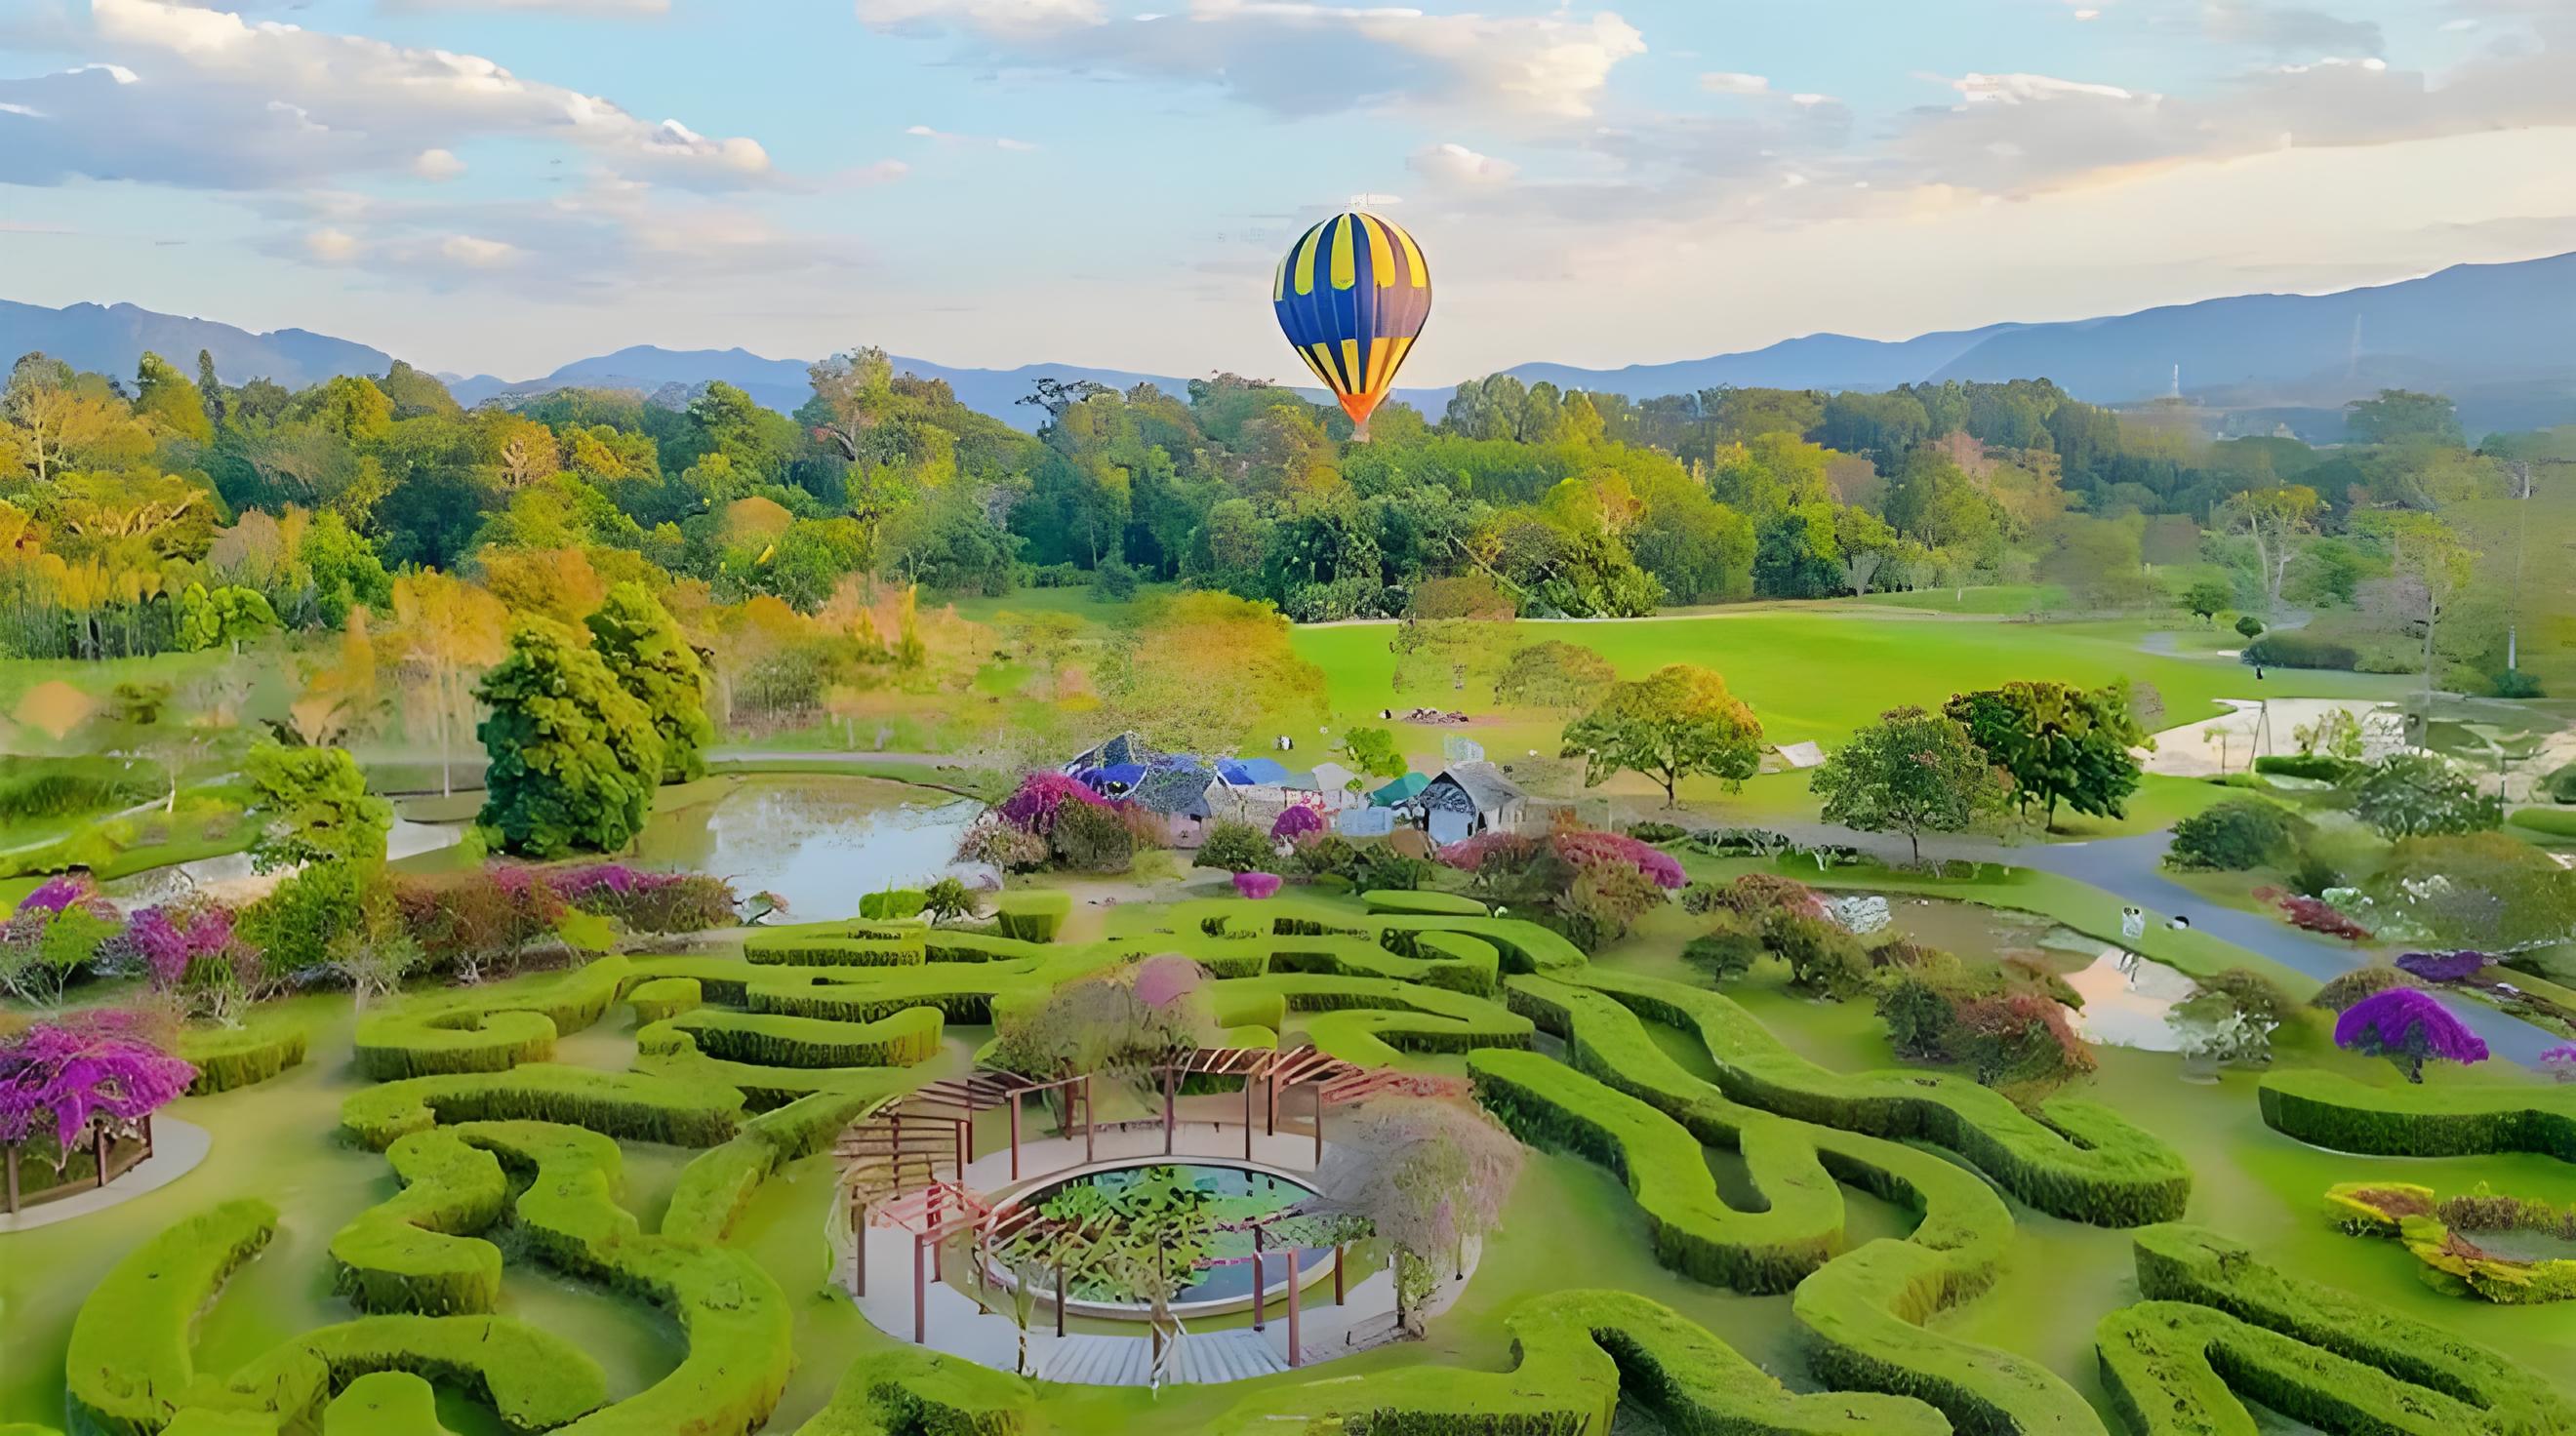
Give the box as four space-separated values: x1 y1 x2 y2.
1560 663 1765 807
1811 706 2011 862
476 617 665 857
244 739 393 872
1945 680 2149 832
584 581 714 782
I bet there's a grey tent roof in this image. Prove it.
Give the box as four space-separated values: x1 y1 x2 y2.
1127 761 1215 818
1429 761 1524 814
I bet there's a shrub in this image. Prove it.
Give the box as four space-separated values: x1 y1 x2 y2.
2312 964 2409 1012
1195 820 1271 874
2240 633 2359 670
2164 798 2308 870
2334 987 2490 1083
1048 799 1134 872
1769 913 1872 1001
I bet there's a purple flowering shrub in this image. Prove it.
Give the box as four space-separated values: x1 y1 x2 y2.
2334 986 2491 1083
2395 949 2491 984
1233 872 1283 900
0 1010 195 1161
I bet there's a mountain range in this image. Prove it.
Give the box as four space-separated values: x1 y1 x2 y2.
7 251 2571 437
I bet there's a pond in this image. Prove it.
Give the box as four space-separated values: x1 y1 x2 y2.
628 776 988 921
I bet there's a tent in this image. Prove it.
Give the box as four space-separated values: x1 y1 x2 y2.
1370 772 1431 808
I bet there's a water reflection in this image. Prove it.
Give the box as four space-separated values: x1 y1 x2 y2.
630 776 988 920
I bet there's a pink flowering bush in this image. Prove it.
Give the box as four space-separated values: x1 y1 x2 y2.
1233 871 1283 900
0 1010 195 1160
2334 986 2490 1083
998 773 1111 836
1270 805 1326 843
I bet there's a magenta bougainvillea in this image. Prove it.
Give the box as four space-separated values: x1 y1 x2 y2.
1270 805 1326 842
2395 949 2491 984
0 1010 196 1153
998 773 1112 836
2334 986 2490 1083
1233 871 1283 900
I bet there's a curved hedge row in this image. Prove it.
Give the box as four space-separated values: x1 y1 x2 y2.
1556 969 2191 1224
342 1062 745 1149
327 1128 508 1314
66 1199 278 1436
789 1348 1037 1436
626 976 701 1024
2100 1224 2573 1435
1214 1288 1948 1436
457 1121 798 1436
638 1007 945 1070
2257 1070 2576 1160
178 1017 308 1095
353 954 636 1081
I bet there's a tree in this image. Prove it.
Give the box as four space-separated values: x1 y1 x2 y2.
1560 664 1764 807
1945 681 2149 832
387 571 509 798
244 740 392 872
1810 706 2010 862
2182 578 2233 626
2217 487 2320 614
1297 1099 1523 1336
584 581 714 783
475 617 665 857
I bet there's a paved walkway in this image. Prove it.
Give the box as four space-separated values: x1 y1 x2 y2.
1 1117 210 1233
842 1121 1457 1385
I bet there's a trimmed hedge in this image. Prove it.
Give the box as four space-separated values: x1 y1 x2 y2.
638 1007 945 1070
328 1129 507 1314
2100 1223 2572 1435
1212 1289 1947 1436
1363 889 1489 917
790 1348 1036 1436
626 976 702 1024
66 1198 278 1436
457 1122 798 1436
342 1063 745 1149
322 1373 454 1436
353 955 635 1081
178 1017 308 1095
664 1090 896 1244
1559 969 2190 1224
2256 1069 2575 1160
993 890 1071 942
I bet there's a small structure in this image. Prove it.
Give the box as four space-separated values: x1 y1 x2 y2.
1421 761 1527 846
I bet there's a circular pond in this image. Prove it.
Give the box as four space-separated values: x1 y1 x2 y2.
988 1161 1334 1317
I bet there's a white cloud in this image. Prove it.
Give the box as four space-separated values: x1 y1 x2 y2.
1701 70 1769 95
857 0 1646 121
1409 141 1518 186
0 0 777 190
412 147 465 180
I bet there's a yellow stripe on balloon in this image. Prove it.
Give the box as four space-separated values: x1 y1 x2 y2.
1391 221 1427 289
1295 223 1323 297
1361 215 1395 288
1330 215 1356 291
1309 343 1347 394
1339 338 1361 389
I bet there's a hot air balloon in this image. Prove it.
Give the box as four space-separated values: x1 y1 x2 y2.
1272 211 1430 440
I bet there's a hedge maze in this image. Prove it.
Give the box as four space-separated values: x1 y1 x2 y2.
32 893 2574 1436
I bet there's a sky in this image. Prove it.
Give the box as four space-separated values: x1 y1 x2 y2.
3 0 2573 387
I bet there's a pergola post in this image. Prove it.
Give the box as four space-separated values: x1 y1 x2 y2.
1009 1095 1022 1181
1285 1253 1303 1367
1162 1067 1177 1156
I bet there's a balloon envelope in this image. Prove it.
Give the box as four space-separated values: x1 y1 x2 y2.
1272 211 1430 432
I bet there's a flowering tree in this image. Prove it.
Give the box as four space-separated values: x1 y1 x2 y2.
1296 1098 1523 1336
2334 987 2490 1083
0 1011 196 1163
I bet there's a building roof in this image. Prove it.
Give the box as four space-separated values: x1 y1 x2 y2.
1429 761 1524 813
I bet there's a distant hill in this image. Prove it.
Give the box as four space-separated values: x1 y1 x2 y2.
8 250 2572 436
